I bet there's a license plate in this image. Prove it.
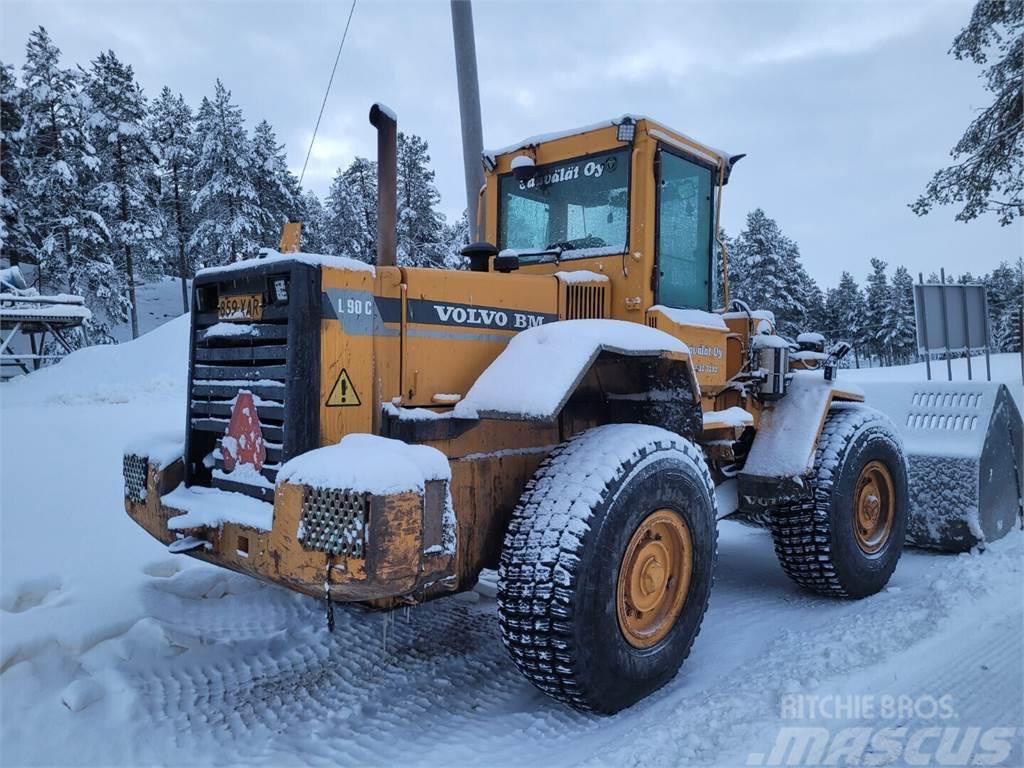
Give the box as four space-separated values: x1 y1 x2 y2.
217 293 263 321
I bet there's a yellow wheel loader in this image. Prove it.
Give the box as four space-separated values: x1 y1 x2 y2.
123 105 1022 714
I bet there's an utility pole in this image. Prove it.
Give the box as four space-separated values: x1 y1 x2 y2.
451 0 485 241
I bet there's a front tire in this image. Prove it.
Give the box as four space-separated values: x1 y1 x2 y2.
497 424 717 713
768 404 909 598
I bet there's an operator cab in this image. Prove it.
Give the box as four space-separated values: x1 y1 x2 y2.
475 115 740 315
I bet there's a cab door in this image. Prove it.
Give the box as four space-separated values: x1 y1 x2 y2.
654 148 714 310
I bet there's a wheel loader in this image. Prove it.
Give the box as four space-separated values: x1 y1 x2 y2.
123 105 1022 714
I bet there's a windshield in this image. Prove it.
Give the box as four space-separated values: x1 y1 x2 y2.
498 148 629 263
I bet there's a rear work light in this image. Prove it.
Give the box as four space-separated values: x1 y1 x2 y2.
270 276 289 304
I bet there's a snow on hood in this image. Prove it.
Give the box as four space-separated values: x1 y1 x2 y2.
277 433 451 496
454 319 687 421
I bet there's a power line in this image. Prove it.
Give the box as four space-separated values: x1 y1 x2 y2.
298 0 357 188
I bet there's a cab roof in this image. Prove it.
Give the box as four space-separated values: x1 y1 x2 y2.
483 115 738 180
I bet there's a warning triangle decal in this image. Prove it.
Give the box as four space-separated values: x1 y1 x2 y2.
327 368 361 407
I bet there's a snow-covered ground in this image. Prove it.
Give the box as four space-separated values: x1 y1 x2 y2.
1 316 1021 766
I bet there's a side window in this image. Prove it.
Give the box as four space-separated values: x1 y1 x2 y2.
657 150 713 310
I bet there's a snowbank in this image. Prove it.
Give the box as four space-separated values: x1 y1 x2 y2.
454 319 688 420
2 313 189 406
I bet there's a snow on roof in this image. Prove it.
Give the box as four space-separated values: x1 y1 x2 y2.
197 250 375 278
453 319 688 421
0 302 92 322
554 270 609 284
484 115 730 165
277 433 450 496
651 305 728 331
163 483 274 532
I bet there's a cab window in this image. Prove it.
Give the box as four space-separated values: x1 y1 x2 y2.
656 149 713 310
498 148 630 263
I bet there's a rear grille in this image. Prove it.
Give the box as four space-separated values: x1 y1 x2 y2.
299 487 369 557
565 285 607 319
190 313 289 502
123 454 147 502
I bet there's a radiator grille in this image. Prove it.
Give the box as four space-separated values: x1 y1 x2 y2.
565 285 607 320
123 453 147 502
299 487 369 557
190 302 289 502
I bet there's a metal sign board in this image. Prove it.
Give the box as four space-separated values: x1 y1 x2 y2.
913 283 990 354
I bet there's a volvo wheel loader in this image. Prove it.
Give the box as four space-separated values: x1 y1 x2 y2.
123 105 1022 714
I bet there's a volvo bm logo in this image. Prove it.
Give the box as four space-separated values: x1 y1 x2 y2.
432 303 548 330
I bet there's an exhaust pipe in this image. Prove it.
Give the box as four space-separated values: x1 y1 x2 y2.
369 103 398 268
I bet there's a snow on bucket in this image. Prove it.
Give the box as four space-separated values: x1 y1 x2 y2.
860 381 1022 551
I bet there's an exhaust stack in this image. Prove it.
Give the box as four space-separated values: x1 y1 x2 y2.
369 103 398 268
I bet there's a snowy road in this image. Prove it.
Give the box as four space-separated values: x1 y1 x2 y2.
2 321 1021 766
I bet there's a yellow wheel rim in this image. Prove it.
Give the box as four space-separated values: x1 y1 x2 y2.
854 460 896 554
616 508 693 649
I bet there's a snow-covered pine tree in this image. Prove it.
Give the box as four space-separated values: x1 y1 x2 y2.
323 157 377 263
189 80 262 266
826 271 868 366
912 0 1023 225
727 208 806 335
396 132 446 268
863 258 892 364
150 87 194 312
295 189 326 253
441 208 471 270
18 27 110 334
885 266 917 363
249 119 297 248
987 258 1024 351
0 61 28 264
85 50 162 339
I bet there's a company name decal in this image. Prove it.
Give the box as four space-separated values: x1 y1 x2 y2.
416 299 555 331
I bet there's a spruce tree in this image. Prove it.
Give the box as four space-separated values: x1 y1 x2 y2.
885 266 918 363
249 119 297 248
1 61 27 265
396 132 446 267
864 258 892 363
727 208 807 335
324 157 377 263
442 208 471 270
189 80 262 265
151 87 194 312
85 50 161 339
826 272 868 366
18 27 109 332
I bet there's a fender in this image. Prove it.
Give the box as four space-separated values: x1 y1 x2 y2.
451 319 703 439
737 372 864 506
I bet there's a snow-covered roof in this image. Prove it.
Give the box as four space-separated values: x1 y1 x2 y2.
197 250 375 278
483 115 731 167
453 319 688 421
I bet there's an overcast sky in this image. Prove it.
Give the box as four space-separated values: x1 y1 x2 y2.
3 0 1021 287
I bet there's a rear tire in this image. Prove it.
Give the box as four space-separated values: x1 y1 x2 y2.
768 404 909 598
497 424 717 713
